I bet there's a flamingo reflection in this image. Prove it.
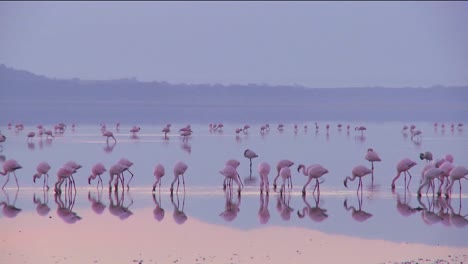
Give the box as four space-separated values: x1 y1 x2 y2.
277 190 294 221
54 191 81 224
220 186 241 222
343 192 373 223
258 192 270 224
88 189 106 215
447 198 468 228
108 190 133 220
392 189 422 218
103 141 116 153
417 195 443 226
152 193 165 222
297 192 328 223
171 191 188 225
0 190 22 218
33 190 51 217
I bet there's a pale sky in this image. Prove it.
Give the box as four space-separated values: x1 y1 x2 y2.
1 1 467 88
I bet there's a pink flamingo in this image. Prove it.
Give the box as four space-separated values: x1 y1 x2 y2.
54 166 75 194
130 126 141 134
170 161 188 194
258 162 271 194
180 130 192 140
436 161 455 196
152 163 165 192
118 158 134 190
444 166 468 197
343 165 372 193
1 159 22 189
219 165 242 194
243 124 250 132
391 158 417 189
64 161 82 192
417 168 444 196
272 159 295 189
162 126 170 138
244 149 258 178
88 163 107 188
223 159 242 189
297 164 329 196
235 128 242 134
33 162 51 190
365 148 381 181
103 130 116 143
355 126 367 135
402 125 408 132
27 131 35 142
278 123 284 131
44 130 54 139
108 163 127 192
279 167 293 196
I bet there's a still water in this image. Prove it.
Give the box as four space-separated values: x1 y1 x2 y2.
1 122 467 251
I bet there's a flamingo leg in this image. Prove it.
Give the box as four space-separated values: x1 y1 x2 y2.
13 172 19 189
2 173 10 189
407 171 413 189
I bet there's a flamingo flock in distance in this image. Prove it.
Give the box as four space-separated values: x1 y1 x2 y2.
0 121 466 205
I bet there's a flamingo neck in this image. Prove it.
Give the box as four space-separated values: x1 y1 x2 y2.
0 170 6 176
298 165 307 176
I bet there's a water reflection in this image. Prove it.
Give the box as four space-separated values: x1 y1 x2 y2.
88 189 106 215
54 191 81 224
152 193 165 222
447 198 468 228
393 189 423 218
181 141 191 154
27 142 35 150
258 192 270 224
354 135 366 144
103 141 116 153
297 192 328 223
33 190 51 217
277 191 294 221
171 191 187 225
417 195 443 226
220 187 241 222
343 193 373 223
0 189 22 218
108 190 133 220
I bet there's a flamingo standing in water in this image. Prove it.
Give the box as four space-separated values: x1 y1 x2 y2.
44 130 54 139
54 166 75 194
444 166 468 198
279 167 293 196
130 126 141 135
103 131 116 143
391 158 417 189
258 162 271 194
219 165 242 195
244 149 258 178
170 161 188 194
152 163 165 192
118 158 134 190
365 148 381 181
162 126 170 138
417 168 444 197
33 162 51 190
272 159 295 189
88 163 107 188
297 164 329 196
223 159 242 189
27 131 35 142
108 163 127 192
419 151 433 162
343 165 372 193
355 126 367 136
1 160 22 189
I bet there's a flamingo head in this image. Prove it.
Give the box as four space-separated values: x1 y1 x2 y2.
297 164 305 173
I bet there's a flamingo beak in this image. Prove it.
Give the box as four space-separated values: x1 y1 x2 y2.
343 179 348 188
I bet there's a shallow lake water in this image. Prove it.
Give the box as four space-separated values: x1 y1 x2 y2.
0 121 467 263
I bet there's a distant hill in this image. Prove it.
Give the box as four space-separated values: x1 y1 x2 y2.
1 64 467 124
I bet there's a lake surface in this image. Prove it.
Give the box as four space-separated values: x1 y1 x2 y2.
1 121 467 253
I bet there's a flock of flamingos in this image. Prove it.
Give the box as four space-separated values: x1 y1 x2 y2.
0 121 467 203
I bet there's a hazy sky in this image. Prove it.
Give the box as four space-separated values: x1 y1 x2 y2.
1 1 467 88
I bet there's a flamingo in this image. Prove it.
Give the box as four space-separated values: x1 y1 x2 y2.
223 159 242 189
33 162 51 190
130 126 141 134
0 132 5 151
343 165 372 193
437 161 455 196
272 159 295 189
44 130 54 139
243 149 258 178
108 163 127 192
402 125 408 133
391 158 417 189
258 162 271 194
64 161 82 192
54 166 75 194
278 123 284 131
417 168 444 196
103 131 116 143
27 131 35 142
0 159 22 189
355 126 367 135
419 151 433 162
152 163 165 192
243 124 250 132
297 164 329 196
170 161 188 194
365 148 381 181
118 158 134 190
235 128 243 134
162 126 170 138
88 163 107 188
219 165 242 194
444 166 468 198
279 167 293 196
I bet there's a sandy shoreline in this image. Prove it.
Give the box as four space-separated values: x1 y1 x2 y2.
1 207 467 264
